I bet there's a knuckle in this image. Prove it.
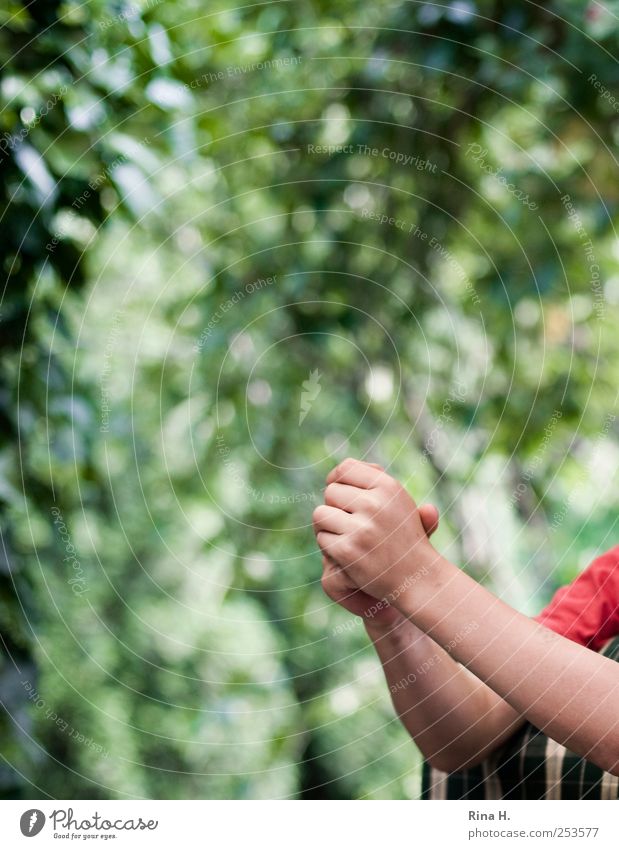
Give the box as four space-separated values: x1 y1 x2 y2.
382 474 400 494
316 530 330 549
320 574 334 596
313 504 327 523
324 483 338 504
365 493 383 513
356 520 375 548
358 517 374 540
337 536 356 562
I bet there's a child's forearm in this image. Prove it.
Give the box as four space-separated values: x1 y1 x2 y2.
314 459 619 774
395 551 619 775
365 617 525 771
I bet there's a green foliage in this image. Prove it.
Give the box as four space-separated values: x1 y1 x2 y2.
2 0 619 798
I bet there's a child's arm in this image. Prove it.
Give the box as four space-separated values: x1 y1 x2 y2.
397 553 619 775
320 543 525 771
314 458 619 775
364 615 526 771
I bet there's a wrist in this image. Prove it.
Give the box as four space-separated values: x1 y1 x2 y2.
364 613 421 646
391 549 455 621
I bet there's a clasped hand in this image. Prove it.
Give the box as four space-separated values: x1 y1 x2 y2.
313 458 439 625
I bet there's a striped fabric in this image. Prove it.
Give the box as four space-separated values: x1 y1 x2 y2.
421 635 619 800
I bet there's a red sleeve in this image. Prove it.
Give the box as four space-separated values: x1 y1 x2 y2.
532 545 619 652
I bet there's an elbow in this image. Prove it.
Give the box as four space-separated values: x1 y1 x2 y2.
596 748 619 778
578 731 619 777
424 735 509 773
425 748 485 774
425 756 461 774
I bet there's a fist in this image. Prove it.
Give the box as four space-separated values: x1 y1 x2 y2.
313 458 437 602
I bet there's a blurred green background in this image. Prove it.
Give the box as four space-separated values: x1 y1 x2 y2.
2 0 619 799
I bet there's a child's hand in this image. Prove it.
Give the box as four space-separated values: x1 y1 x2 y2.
314 458 439 603
320 492 439 629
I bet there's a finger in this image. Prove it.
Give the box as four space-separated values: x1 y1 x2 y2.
316 529 340 557
321 553 337 574
418 503 439 537
326 457 385 489
324 482 371 512
312 504 350 535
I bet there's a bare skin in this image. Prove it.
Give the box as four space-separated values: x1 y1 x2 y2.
314 458 619 775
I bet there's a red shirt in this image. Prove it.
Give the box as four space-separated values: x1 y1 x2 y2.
532 545 619 652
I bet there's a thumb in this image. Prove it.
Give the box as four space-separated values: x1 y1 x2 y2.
418 503 439 537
